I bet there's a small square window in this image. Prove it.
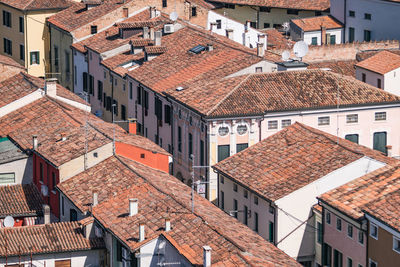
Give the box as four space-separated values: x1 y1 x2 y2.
191 6 197 17
393 236 400 253
281 119 291 128
30 51 39 65
254 196 258 205
264 23 270 28
233 183 238 192
311 37 318 45
268 120 278 130
370 223 378 239
349 10 355 17
337 218 342 231
318 116 330 126
375 112 386 121
243 189 248 198
346 114 358 123
91 25 97 34
326 212 331 224
256 67 263 73
364 13 371 20
348 225 353 238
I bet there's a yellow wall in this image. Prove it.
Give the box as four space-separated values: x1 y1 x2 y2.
0 4 61 77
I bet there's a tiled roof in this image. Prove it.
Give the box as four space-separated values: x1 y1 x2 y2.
319 163 400 221
208 0 330 11
307 60 357 78
0 0 71 10
213 123 396 201
355 50 400 75
0 54 24 69
59 156 300 266
101 51 144 76
127 25 270 94
363 189 400 233
291 15 343 32
356 49 400 62
71 10 167 54
115 20 163 28
47 0 131 33
260 28 294 50
0 73 168 165
144 45 168 54
0 184 43 218
0 221 104 257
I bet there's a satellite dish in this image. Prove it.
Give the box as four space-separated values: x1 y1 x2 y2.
282 50 290 61
41 185 48 197
293 41 309 58
169 12 178 21
3 216 14 227
282 22 290 32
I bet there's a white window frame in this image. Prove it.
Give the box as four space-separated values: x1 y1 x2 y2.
346 114 358 124
370 222 378 240
268 120 278 130
369 258 378 267
374 112 386 121
393 236 400 254
281 119 291 128
318 116 330 126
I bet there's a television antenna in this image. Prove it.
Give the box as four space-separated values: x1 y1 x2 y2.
293 41 308 60
3 216 14 227
282 50 291 61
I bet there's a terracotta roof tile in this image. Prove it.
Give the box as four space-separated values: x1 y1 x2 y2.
260 28 294 50
307 60 357 78
47 0 131 33
213 123 396 201
363 190 400 232
144 45 168 54
209 0 330 11
59 156 300 266
0 54 24 69
0 0 71 10
291 15 343 32
319 163 400 220
101 51 145 76
127 26 269 94
356 49 400 62
0 221 104 256
355 50 400 75
0 184 43 218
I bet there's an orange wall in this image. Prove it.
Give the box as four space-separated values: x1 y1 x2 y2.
115 142 169 173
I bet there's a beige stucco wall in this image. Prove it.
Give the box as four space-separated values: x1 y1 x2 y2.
0 4 24 65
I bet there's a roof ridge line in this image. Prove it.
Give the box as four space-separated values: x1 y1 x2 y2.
206 74 253 116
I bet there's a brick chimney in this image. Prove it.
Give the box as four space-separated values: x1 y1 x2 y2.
44 78 57 97
128 118 137 134
321 26 327 45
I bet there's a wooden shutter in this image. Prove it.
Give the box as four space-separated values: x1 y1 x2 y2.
55 260 71 267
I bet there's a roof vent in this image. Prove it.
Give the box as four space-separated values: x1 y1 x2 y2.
176 86 184 91
189 45 206 54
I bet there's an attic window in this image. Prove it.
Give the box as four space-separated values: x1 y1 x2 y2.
91 25 97 34
189 45 206 54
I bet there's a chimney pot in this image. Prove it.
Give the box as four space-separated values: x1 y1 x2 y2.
43 204 50 224
129 198 138 216
165 218 171 232
207 44 213 51
93 191 98 207
139 223 145 242
257 42 265 57
386 145 393 157
45 78 57 97
32 135 38 150
203 246 212 267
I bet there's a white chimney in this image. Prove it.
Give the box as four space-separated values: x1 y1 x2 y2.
93 191 98 207
44 78 57 97
226 29 233 40
207 44 213 51
245 20 251 31
257 42 264 57
32 135 38 150
150 6 156 19
143 26 149 39
203 246 211 267
258 34 267 50
139 223 145 242
43 204 50 224
129 198 138 216
155 30 162 46
165 218 171 232
150 27 155 40
386 145 392 157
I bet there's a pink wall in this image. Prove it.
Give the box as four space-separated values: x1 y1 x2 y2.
324 210 366 267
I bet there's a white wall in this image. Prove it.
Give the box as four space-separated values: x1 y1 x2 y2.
73 49 87 96
0 249 103 267
303 28 343 45
384 68 400 96
274 156 385 259
341 0 400 42
0 156 32 184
